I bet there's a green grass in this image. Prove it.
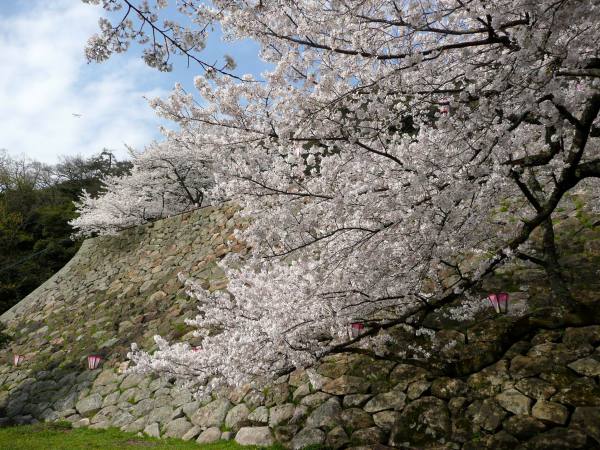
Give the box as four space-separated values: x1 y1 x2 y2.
0 422 286 450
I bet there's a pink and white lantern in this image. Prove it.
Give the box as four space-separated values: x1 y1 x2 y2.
87 354 102 370
13 354 24 367
350 322 365 338
488 293 509 314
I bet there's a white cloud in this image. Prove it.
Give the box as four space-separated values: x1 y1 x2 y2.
0 0 166 163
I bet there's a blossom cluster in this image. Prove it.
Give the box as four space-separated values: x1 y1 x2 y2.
81 0 600 390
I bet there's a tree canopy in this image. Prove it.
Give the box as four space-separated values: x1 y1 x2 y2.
82 0 600 392
0 150 131 314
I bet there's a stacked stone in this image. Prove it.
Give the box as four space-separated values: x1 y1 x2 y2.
1 202 600 448
0 324 598 449
0 203 245 373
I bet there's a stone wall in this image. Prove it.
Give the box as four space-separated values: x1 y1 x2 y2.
1 318 599 449
0 203 244 371
0 203 600 449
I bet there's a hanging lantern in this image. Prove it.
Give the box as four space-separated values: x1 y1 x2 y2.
350 322 364 338
13 354 24 367
497 292 509 314
488 293 509 314
87 354 102 370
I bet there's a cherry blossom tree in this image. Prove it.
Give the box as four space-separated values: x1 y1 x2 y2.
82 0 600 390
71 136 213 235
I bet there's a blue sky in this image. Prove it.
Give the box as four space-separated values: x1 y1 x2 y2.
0 0 268 163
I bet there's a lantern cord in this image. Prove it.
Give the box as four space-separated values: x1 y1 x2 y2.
0 248 49 275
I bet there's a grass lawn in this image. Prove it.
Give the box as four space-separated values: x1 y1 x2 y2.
0 422 287 450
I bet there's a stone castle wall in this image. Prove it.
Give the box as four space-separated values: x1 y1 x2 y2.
0 204 599 449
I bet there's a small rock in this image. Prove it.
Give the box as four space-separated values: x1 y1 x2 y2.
532 400 569 425
322 375 369 395
264 383 289 406
235 426 274 447
143 422 160 438
351 426 385 445
196 427 221 444
289 369 309 387
563 326 600 347
466 398 506 432
570 406 600 445
431 377 466 399
228 384 251 405
147 405 173 424
289 405 309 425
373 410 399 431
181 425 201 441
568 358 600 377
72 418 90 429
242 389 265 410
94 370 120 386
406 380 431 400
291 427 325 450
292 383 311 401
551 378 600 406
389 364 428 390
343 394 372 408
300 392 332 408
121 417 146 433
510 355 552 379
163 418 193 439
389 397 451 447
341 408 374 429
221 431 233 440
484 430 519 449
75 394 103 417
225 404 250 431
364 390 406 413
514 378 556 400
496 388 532 415
326 426 350 449
273 424 298 443
269 403 294 427
305 398 342 430
503 415 546 439
527 427 587 450
191 398 232 428
120 373 146 390
248 406 269 424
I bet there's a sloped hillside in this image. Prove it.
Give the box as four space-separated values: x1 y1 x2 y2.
0 203 244 372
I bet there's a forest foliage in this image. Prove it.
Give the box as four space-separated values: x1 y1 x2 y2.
0 150 131 314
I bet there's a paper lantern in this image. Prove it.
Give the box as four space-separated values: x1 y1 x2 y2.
350 322 365 338
87 354 102 370
488 292 509 314
13 354 24 367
